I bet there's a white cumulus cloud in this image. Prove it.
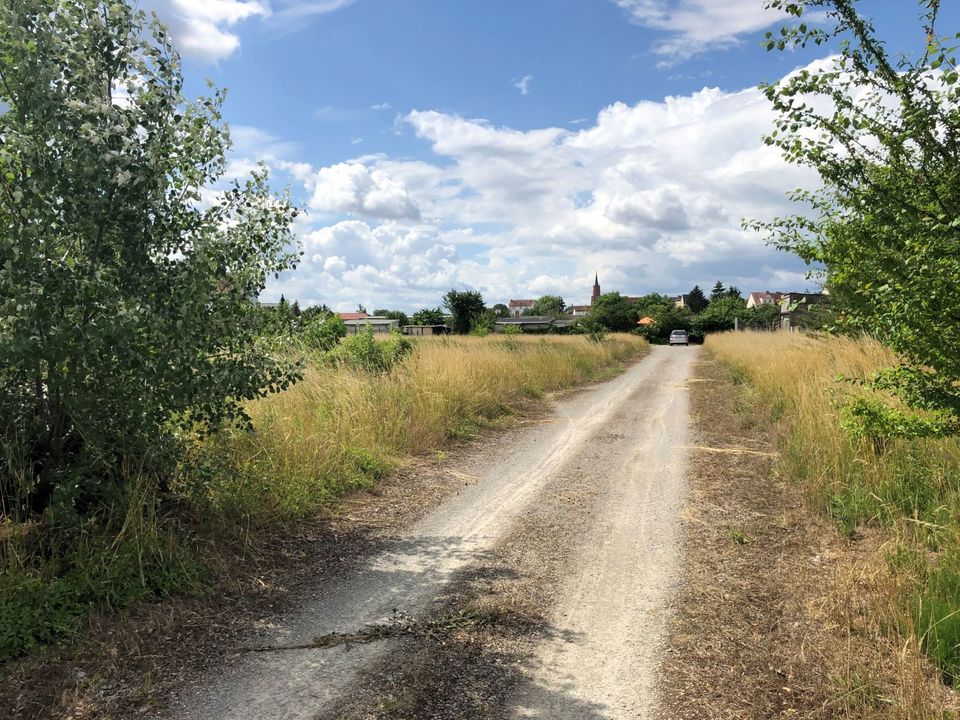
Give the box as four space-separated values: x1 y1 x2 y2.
308 162 422 221
142 0 357 62
613 0 788 66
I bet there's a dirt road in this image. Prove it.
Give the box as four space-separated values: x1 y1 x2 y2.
172 345 697 720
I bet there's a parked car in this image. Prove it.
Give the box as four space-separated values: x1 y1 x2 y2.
669 329 689 346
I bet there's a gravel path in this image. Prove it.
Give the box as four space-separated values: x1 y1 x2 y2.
171 346 697 720
512 346 694 718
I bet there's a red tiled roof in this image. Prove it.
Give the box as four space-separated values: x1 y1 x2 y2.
509 299 534 307
337 312 369 320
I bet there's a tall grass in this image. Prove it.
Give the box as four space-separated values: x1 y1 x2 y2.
194 334 646 522
707 331 960 707
1 333 645 661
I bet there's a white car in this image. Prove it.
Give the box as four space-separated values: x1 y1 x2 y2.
669 329 689 346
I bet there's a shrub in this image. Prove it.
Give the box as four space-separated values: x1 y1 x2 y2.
303 314 348 352
328 328 413 372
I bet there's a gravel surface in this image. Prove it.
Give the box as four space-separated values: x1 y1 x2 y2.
513 346 694 718
169 346 698 720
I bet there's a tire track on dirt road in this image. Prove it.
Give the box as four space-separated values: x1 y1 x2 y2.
170 346 696 720
512 348 694 719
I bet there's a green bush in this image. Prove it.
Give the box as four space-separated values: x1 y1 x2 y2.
302 314 348 352
328 328 413 372
0 523 201 660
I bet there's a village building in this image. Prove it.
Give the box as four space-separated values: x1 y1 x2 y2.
779 292 829 331
508 299 535 317
494 316 575 333
341 316 400 334
402 325 448 336
746 291 784 309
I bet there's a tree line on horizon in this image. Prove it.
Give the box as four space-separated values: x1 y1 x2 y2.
264 280 782 341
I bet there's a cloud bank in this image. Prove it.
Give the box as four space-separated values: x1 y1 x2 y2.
231 65 823 311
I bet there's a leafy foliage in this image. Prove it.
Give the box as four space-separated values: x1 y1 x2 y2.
491 303 510 318
523 295 566 316
577 315 609 343
374 308 410 328
692 296 747 336
0 0 301 519
755 0 960 437
411 307 446 326
443 289 485 334
588 292 636 332
328 327 413 372
302 314 348 352
742 302 781 330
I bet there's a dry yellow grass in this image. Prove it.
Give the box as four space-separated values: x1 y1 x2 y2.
198 334 647 521
706 331 960 718
706 331 960 528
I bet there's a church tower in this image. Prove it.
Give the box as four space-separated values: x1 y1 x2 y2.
591 273 601 304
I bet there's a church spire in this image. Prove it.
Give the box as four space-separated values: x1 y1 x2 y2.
591 272 601 304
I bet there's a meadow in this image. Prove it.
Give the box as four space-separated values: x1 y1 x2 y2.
196 333 647 522
0 333 647 660
707 331 960 713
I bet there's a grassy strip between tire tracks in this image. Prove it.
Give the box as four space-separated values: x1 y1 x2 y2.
706 331 960 716
0 334 647 663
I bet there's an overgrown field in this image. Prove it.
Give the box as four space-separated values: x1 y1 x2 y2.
707 331 960 711
0 334 646 661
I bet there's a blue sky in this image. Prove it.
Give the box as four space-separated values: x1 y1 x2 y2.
143 0 959 312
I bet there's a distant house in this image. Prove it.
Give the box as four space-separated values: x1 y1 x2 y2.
342 316 400 335
402 325 448 336
567 304 592 317
508 299 535 317
746 291 784 309
779 293 829 331
674 294 690 308
494 315 557 333
337 312 369 321
637 316 655 326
